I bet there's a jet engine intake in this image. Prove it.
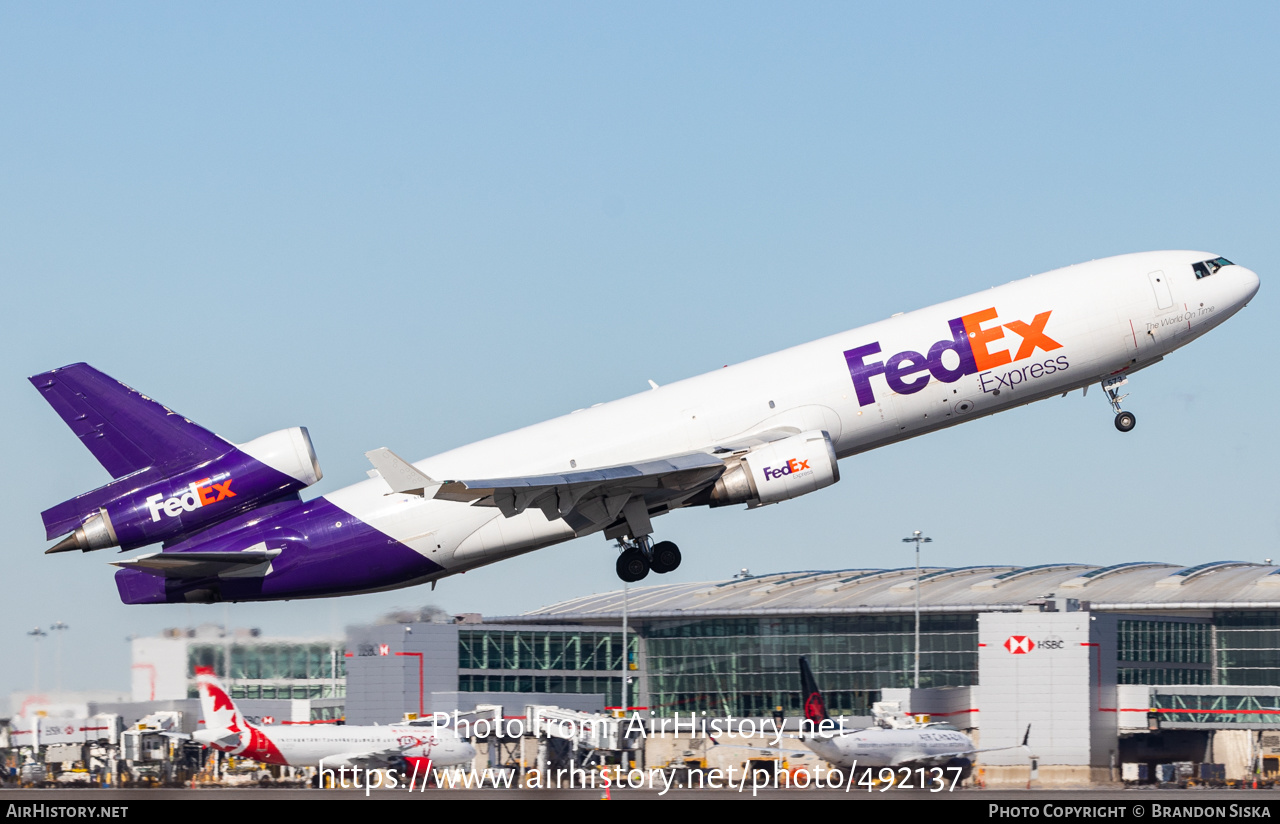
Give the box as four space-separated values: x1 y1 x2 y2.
709 430 839 508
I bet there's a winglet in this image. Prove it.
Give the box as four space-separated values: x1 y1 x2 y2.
365 448 441 498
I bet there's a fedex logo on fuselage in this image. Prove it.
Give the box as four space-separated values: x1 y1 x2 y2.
146 477 235 522
764 458 810 481
843 307 1063 406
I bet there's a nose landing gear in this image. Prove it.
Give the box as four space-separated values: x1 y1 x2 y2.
1102 375 1137 433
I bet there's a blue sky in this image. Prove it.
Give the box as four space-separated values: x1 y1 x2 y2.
2 2 1276 699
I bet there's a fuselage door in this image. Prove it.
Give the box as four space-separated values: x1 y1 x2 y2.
1147 270 1174 312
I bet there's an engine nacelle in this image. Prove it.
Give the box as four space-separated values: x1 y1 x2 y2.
45 427 322 553
709 429 839 508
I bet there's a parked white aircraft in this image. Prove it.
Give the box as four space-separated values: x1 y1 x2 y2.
796 657 1026 776
192 667 475 773
35 251 1258 598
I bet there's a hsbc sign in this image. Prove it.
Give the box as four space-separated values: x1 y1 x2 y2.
1002 634 1070 654
1004 635 1035 654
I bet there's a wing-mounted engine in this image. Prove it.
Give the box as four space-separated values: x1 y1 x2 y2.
708 429 839 508
43 427 323 553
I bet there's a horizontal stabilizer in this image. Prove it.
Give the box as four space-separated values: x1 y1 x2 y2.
111 547 281 579
365 448 441 498
30 363 229 479
192 729 242 748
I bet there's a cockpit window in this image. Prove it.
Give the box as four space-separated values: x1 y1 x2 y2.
1193 257 1234 279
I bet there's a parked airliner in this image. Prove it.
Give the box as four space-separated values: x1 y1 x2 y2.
192 667 475 773
796 657 1026 776
32 251 1258 602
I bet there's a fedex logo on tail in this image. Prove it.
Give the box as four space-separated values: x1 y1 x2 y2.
145 477 235 522
843 307 1064 406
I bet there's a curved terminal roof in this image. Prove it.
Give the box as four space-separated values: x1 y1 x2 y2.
497 561 1280 624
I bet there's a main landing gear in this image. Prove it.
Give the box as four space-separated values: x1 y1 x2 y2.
615 536 682 582
1102 375 1137 433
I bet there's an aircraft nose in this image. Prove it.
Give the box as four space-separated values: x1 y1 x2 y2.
1235 264 1261 303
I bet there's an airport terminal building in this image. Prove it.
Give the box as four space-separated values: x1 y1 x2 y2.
105 560 1280 782
338 560 1280 781
508 561 1280 705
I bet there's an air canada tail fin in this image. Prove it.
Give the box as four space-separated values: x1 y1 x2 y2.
799 657 829 725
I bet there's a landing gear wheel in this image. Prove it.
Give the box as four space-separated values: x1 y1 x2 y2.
650 541 682 574
616 548 650 582
1114 411 1136 432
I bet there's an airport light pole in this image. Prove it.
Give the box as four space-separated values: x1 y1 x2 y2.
902 531 932 690
621 581 630 716
28 627 47 692
50 621 69 693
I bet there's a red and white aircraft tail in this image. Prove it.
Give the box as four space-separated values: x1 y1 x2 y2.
192 666 476 772
195 666 246 743
194 666 287 764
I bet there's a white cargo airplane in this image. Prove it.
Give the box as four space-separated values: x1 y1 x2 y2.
35 251 1259 599
192 667 475 774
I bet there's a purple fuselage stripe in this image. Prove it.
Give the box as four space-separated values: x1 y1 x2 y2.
42 447 310 545
115 499 443 604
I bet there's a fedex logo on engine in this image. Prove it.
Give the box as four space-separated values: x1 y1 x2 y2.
763 458 811 481
146 477 236 522
843 307 1065 406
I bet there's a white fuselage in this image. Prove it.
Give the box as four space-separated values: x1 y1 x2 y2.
216 721 475 770
324 251 1259 586
804 726 976 769
195 666 477 770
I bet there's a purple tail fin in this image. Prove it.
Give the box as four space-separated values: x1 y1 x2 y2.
32 363 321 553
30 363 228 479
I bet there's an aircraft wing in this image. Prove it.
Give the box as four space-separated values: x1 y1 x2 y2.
893 725 1031 767
367 448 728 536
331 749 406 769
709 738 814 758
326 739 438 770
891 749 975 768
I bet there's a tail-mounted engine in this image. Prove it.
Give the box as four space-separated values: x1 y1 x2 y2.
708 429 839 508
44 427 322 553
